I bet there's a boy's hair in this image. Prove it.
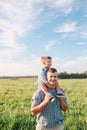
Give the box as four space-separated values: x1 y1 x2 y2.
41 56 52 64
41 56 52 60
47 68 57 73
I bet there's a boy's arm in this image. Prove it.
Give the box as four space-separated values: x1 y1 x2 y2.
40 82 53 96
56 81 64 94
56 81 60 91
40 69 55 95
40 81 48 93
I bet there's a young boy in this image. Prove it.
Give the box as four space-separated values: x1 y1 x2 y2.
35 56 64 98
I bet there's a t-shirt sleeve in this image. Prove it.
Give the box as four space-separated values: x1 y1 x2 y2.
31 90 44 108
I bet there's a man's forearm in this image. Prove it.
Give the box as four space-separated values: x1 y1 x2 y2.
59 99 68 111
31 100 49 115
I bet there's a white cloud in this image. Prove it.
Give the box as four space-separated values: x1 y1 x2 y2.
0 63 33 76
0 18 26 49
0 0 76 50
77 42 87 45
47 0 74 15
50 0 74 7
0 0 44 50
55 21 77 33
0 56 41 76
0 0 86 76
0 30 17 48
78 56 87 61
64 7 72 15
0 47 26 64
0 55 87 76
81 31 87 39
56 56 87 73
44 40 58 51
84 15 87 18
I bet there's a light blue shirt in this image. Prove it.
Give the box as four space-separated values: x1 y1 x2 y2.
31 88 67 129
35 67 47 87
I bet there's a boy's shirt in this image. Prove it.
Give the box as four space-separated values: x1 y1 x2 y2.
35 67 48 87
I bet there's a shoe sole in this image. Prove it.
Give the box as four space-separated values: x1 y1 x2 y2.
56 95 65 98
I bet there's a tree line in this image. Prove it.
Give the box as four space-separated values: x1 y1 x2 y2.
58 71 87 79
0 71 87 79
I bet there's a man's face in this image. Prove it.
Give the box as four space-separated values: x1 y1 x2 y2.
46 71 57 86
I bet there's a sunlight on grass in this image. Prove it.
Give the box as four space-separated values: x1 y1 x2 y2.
0 78 87 130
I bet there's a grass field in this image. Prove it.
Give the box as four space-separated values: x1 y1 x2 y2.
0 78 87 130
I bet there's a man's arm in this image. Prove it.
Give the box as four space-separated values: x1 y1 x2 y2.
30 94 52 115
59 98 68 111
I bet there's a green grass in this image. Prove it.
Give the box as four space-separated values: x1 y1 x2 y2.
0 78 87 130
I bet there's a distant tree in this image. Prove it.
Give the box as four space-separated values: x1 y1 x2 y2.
84 71 87 75
58 71 87 79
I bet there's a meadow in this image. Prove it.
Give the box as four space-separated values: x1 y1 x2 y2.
0 78 87 130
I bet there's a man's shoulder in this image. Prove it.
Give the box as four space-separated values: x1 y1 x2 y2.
31 89 45 107
32 89 44 98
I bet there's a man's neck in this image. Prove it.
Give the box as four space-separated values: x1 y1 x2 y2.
46 83 56 90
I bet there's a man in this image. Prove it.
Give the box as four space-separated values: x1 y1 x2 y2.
31 68 68 130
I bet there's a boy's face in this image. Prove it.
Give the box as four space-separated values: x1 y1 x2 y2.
46 71 57 86
44 59 52 69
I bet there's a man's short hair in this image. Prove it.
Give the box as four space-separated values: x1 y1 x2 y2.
47 68 57 73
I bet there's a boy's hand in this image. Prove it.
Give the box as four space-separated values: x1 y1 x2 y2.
57 89 64 95
45 92 53 103
46 92 53 97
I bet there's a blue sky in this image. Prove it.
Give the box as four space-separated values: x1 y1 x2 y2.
0 0 87 76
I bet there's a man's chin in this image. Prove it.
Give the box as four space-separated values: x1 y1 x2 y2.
50 82 56 86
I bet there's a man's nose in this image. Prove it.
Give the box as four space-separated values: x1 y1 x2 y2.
52 77 55 80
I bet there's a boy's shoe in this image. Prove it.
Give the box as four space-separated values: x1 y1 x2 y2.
56 93 65 98
50 97 55 102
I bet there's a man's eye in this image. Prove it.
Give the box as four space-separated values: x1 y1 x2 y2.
50 76 57 78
